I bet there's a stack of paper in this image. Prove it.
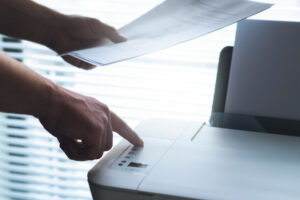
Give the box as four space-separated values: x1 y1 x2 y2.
66 0 272 66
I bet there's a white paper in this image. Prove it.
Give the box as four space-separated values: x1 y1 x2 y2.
225 20 300 120
67 0 272 66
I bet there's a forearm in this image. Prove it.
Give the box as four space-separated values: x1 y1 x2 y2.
0 0 65 47
0 51 58 118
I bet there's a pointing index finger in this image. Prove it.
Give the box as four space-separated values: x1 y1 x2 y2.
110 111 144 147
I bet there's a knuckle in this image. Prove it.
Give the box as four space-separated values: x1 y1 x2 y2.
59 143 64 150
102 115 109 125
59 143 73 160
64 151 74 160
107 26 117 33
101 104 110 115
87 149 101 160
87 96 97 102
97 152 104 159
88 17 100 25
106 141 113 151
87 126 98 136
97 123 105 134
87 154 96 161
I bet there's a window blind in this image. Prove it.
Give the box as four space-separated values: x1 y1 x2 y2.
0 0 299 199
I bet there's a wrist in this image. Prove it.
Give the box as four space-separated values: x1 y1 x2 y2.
46 13 80 54
41 12 67 50
33 80 63 119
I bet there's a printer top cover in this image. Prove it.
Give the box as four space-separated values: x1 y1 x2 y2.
88 119 300 200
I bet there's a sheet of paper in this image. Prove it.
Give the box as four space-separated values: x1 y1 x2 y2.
225 20 300 120
67 0 272 66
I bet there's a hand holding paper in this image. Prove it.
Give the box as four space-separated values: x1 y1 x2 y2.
66 0 272 66
49 15 127 69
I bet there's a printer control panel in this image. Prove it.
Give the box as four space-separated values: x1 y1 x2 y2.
110 146 148 173
110 138 174 174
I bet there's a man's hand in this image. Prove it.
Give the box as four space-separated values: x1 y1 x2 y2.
48 15 127 69
0 1 140 161
0 50 143 162
39 87 143 161
0 1 125 69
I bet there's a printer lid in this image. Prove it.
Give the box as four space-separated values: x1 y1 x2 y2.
210 19 300 137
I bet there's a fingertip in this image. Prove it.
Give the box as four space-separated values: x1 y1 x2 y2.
135 137 144 147
118 35 127 42
109 28 127 43
127 132 144 147
111 34 127 43
110 110 143 147
63 55 96 70
99 22 127 43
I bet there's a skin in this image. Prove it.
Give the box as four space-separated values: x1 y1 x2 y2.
0 0 144 161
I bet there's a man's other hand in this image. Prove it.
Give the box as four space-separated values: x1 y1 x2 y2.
48 15 127 69
38 87 143 161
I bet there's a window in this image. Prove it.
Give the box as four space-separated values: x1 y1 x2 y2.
0 0 299 199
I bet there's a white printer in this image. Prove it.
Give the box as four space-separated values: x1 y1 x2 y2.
88 20 300 200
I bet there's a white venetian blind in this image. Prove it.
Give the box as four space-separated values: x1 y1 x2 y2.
0 0 299 199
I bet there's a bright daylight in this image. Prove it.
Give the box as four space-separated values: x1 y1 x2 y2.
0 0 300 199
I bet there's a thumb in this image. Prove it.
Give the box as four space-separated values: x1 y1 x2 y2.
92 19 127 43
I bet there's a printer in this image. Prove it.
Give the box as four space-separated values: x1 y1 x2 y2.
88 20 300 200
